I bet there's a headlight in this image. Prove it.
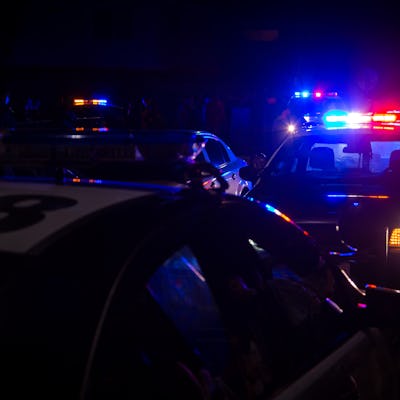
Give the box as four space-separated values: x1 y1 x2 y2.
287 123 296 134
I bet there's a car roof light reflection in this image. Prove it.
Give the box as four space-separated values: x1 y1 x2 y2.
247 197 310 236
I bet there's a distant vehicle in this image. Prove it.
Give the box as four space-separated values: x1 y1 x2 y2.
288 90 348 126
241 107 400 289
0 128 252 196
63 97 129 132
272 90 349 139
1 150 400 400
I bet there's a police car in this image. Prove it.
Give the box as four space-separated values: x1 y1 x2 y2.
1 139 400 400
0 127 252 197
63 97 129 132
273 90 349 135
242 106 400 289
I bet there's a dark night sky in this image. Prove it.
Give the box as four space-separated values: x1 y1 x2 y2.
1 0 400 103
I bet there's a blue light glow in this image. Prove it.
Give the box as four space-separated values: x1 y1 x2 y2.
247 196 310 236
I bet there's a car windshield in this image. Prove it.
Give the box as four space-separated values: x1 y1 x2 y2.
266 129 400 178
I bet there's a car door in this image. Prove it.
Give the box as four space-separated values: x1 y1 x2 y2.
80 208 237 399
81 195 400 400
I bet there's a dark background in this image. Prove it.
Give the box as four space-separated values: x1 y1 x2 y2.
1 0 399 153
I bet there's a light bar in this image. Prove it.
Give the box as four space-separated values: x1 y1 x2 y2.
293 90 339 99
294 91 311 98
75 127 110 132
73 98 108 106
372 113 397 123
322 110 372 129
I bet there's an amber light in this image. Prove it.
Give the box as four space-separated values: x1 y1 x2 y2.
389 228 400 248
372 113 397 123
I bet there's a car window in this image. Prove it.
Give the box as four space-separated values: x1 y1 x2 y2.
146 245 229 373
187 200 354 395
84 228 232 399
204 138 230 166
83 199 354 399
268 134 400 177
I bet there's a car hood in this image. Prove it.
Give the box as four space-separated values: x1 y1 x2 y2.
0 180 173 255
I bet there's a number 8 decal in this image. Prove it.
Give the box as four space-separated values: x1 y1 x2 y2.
0 195 77 232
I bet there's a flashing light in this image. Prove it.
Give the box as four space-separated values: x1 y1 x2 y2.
294 91 309 98
372 113 397 123
287 123 296 134
389 228 400 248
75 127 110 132
370 110 400 130
293 90 339 99
292 94 400 132
347 112 372 125
371 110 399 128
322 110 373 130
73 98 108 106
322 109 348 128
373 125 395 131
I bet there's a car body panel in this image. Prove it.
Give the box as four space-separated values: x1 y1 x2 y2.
1 166 399 399
0 181 156 254
273 328 397 400
0 128 252 196
247 127 400 287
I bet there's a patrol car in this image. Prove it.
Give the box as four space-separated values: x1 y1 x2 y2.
0 128 252 197
64 97 129 132
1 137 400 400
288 90 348 122
242 107 400 289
